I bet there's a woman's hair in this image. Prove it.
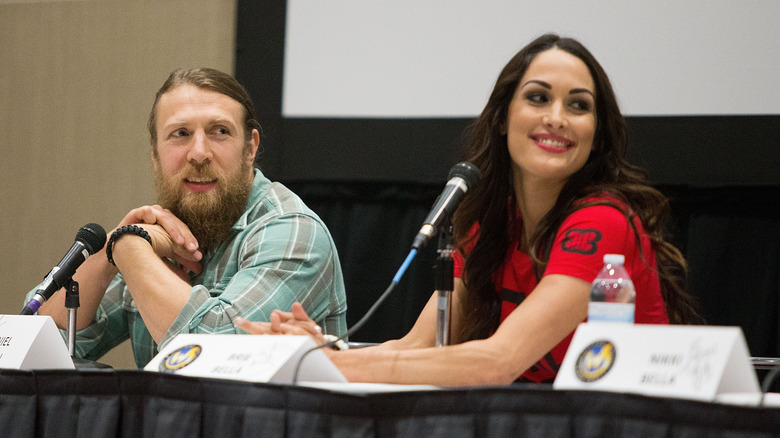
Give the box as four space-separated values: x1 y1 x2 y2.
452 33 704 341
147 67 261 149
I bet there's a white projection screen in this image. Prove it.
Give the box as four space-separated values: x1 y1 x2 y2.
283 0 778 118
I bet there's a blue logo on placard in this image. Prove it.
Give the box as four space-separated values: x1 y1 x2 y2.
575 340 616 382
160 344 202 373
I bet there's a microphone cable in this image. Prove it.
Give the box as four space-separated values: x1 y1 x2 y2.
760 360 780 406
291 248 418 385
289 161 479 384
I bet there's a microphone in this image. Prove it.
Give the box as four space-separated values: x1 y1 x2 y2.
411 161 481 250
292 162 480 383
21 223 107 315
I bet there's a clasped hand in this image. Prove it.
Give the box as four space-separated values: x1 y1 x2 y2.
114 205 203 280
235 302 327 345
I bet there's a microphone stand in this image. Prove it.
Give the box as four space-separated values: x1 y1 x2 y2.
63 278 79 356
435 222 454 347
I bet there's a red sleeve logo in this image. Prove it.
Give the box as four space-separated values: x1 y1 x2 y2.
561 228 601 255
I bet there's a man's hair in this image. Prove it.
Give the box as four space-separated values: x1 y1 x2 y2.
147 67 261 147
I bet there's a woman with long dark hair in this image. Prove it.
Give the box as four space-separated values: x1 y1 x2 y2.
238 33 703 385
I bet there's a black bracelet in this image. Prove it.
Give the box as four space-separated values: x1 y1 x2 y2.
106 224 152 266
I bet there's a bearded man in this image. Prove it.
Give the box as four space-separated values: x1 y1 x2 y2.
28 68 347 368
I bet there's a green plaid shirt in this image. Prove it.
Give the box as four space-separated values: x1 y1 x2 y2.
29 170 347 368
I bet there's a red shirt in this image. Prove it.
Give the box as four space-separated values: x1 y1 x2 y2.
454 202 669 383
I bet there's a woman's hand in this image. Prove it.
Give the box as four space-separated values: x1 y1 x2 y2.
235 302 326 344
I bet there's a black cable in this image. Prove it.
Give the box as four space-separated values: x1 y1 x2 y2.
291 248 417 385
760 362 780 406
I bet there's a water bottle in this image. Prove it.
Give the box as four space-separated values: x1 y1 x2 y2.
588 254 636 323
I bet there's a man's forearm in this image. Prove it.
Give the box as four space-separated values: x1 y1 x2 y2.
111 235 192 343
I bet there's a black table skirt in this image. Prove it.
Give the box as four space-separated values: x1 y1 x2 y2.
1 369 779 437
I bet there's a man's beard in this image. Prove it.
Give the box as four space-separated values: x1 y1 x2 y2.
154 160 253 251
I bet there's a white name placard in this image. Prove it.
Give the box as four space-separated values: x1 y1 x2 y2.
553 323 760 401
0 315 74 369
144 334 347 384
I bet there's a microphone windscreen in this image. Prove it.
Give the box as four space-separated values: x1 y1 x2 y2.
447 162 481 189
76 223 107 254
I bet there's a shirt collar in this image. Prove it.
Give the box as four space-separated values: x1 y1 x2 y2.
232 168 271 232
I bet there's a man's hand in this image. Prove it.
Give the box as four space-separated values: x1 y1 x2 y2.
136 223 203 280
118 205 198 250
113 205 203 278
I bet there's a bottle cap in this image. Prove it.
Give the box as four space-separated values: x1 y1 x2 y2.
603 254 625 265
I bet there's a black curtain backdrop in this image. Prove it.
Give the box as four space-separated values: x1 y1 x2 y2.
289 182 780 359
235 1 780 357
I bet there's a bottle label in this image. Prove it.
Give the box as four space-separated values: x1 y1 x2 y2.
588 302 635 323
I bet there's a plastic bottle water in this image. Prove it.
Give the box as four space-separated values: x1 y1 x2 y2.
588 254 636 323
